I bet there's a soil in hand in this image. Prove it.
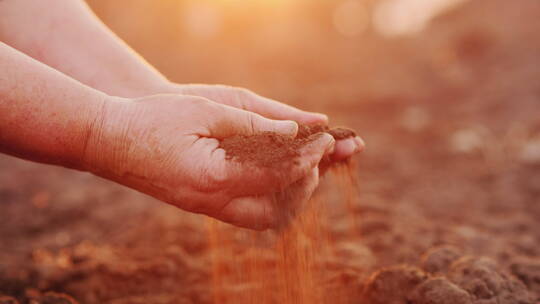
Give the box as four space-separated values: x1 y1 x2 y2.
218 124 357 168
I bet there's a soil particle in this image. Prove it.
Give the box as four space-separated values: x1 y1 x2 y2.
40 293 78 304
296 124 356 140
361 265 428 304
408 278 472 304
510 260 540 301
327 128 356 140
27 292 79 304
296 124 328 139
361 250 535 304
447 256 533 304
219 124 357 168
421 246 462 275
0 296 19 304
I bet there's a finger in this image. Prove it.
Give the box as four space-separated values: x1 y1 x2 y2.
330 136 365 161
246 94 329 125
217 167 320 230
178 85 328 125
207 103 298 138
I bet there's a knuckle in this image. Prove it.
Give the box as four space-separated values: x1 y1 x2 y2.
183 96 223 117
235 87 253 98
233 87 255 109
246 113 257 134
183 95 213 107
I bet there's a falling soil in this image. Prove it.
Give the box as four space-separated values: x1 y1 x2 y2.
208 126 362 303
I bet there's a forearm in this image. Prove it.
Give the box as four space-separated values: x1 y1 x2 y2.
0 0 169 98
0 42 110 169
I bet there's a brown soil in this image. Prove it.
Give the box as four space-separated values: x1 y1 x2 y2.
327 128 356 140
219 124 356 168
0 292 77 304
0 295 19 304
361 248 533 304
219 132 305 168
296 124 356 141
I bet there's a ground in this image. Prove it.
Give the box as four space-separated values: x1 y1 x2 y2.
1 0 539 303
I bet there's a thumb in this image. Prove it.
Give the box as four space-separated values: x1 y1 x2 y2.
209 104 298 138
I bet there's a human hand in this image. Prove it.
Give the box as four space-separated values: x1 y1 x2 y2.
163 84 365 160
83 95 334 230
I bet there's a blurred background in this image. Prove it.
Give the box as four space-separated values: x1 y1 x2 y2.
1 0 540 303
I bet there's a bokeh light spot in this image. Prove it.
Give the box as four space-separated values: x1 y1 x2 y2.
373 0 468 37
183 2 223 39
333 0 369 37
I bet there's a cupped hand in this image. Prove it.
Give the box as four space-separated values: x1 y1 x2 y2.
164 84 365 160
83 95 334 230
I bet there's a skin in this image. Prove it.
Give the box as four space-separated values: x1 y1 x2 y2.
0 0 364 230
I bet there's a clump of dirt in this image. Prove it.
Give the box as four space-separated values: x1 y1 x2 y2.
408 278 472 304
361 249 534 304
31 291 79 304
421 246 462 275
328 128 356 140
448 257 532 304
0 291 79 304
219 124 357 168
0 295 19 304
296 124 356 140
511 260 540 301
361 265 428 304
296 124 329 139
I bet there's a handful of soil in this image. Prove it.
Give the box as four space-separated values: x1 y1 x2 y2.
219 124 356 168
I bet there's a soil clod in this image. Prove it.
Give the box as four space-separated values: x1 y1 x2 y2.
421 246 462 275
0 296 19 304
408 278 472 304
361 266 428 304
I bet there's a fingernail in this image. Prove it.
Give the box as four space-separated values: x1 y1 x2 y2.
311 113 329 123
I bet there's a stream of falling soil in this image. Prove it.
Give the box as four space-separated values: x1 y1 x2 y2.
206 161 360 304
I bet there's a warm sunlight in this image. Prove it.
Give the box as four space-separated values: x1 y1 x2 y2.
2 0 538 303
373 0 469 36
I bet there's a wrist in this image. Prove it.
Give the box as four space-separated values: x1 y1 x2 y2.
80 96 135 177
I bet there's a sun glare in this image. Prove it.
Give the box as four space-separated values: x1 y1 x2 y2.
373 0 469 37
333 0 369 37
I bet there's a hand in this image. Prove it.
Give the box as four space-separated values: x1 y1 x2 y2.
164 84 365 160
83 95 335 230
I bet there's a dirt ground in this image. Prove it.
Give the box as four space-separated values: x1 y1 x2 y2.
1 0 539 303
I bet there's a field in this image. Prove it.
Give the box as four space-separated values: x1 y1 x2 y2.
1 0 539 303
